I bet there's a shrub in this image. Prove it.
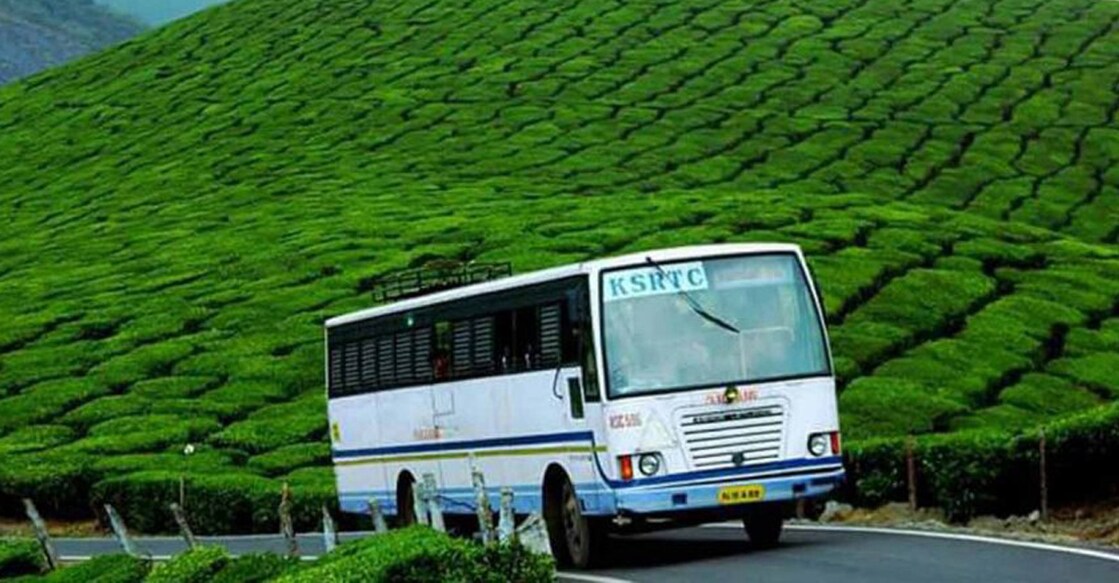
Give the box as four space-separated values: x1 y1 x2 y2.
147 546 228 583
0 425 75 455
211 553 302 583
0 539 43 578
844 402 1119 521
208 395 326 454
36 554 149 583
0 379 111 433
276 527 552 583
91 471 332 534
840 377 967 440
249 443 331 476
0 452 97 517
129 376 217 399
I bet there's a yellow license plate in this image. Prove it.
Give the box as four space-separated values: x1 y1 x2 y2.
717 484 766 505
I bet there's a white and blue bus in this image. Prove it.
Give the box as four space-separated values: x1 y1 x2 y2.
325 244 844 567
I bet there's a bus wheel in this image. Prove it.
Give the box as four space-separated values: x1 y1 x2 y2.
544 474 601 568
743 502 784 549
397 473 417 526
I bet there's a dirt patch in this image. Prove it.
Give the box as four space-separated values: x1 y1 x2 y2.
804 500 1119 549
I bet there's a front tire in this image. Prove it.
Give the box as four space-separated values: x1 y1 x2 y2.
743 503 784 549
545 475 603 568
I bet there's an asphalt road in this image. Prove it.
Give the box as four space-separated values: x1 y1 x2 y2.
53 524 1119 582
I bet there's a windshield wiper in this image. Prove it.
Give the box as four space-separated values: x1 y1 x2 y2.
645 256 741 335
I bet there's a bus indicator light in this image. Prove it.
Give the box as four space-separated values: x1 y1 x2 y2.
830 431 841 455
619 456 634 481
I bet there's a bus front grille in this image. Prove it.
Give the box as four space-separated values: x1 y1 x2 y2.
678 404 785 469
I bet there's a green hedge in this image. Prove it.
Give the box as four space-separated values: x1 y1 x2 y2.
0 539 43 578
147 546 228 583
211 554 302 583
0 452 97 517
30 554 148 583
91 472 335 534
844 401 1119 521
276 527 552 583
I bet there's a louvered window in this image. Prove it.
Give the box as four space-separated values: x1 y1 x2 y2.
539 304 562 367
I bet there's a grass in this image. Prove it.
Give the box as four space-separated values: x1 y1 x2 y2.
0 0 1116 519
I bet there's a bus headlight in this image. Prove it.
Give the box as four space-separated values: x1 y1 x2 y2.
638 453 662 476
808 434 829 457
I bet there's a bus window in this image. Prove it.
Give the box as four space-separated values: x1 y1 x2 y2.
360 338 378 391
539 304 562 367
495 311 515 372
514 306 539 371
434 321 452 380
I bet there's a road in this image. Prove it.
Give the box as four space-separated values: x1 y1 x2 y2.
53 524 1119 582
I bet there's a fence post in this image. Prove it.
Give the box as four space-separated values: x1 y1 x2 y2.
514 513 552 557
906 434 918 512
279 482 299 557
22 499 58 571
368 498 389 534
169 503 198 550
104 504 139 558
413 481 430 527
179 475 186 511
322 506 339 554
1039 429 1049 522
422 473 446 533
472 469 494 544
497 488 515 542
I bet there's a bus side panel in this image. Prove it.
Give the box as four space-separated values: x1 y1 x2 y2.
329 393 388 515
433 367 613 516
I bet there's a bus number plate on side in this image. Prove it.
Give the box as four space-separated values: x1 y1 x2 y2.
716 484 765 505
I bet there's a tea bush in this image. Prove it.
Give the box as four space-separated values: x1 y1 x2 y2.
0 539 42 578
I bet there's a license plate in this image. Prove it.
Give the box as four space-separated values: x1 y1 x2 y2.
717 484 765 505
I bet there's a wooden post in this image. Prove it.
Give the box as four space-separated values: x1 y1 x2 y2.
104 504 139 557
413 481 430 527
322 506 339 554
497 488 515 542
22 499 59 571
795 498 806 520
422 473 445 533
368 498 388 534
514 513 552 557
169 503 198 550
179 475 186 511
279 482 298 557
472 469 494 544
1039 429 1049 522
906 435 918 512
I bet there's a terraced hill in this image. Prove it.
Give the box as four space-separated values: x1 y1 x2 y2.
0 0 143 85
0 0 1116 522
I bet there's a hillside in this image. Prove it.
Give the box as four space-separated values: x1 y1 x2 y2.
0 0 143 85
0 0 1116 521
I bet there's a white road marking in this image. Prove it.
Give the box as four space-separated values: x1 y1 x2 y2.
556 573 637 583
703 522 1119 564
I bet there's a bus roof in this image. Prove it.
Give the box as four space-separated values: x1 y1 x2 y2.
325 242 802 327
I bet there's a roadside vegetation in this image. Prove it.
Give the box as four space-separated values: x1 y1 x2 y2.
0 0 1115 524
0 527 552 582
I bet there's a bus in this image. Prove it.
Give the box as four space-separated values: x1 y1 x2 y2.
325 244 844 568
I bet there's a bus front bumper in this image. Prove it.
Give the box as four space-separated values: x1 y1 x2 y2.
610 463 845 515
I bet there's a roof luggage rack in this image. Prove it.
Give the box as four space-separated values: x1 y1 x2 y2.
368 261 513 303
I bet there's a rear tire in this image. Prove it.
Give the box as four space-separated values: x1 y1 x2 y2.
397 473 417 527
743 503 784 549
544 473 603 568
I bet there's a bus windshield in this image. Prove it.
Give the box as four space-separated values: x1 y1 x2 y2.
601 253 829 398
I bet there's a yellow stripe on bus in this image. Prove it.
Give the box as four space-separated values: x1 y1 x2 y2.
335 445 608 467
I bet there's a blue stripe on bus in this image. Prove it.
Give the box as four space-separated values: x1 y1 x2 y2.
605 456 844 489
331 430 596 459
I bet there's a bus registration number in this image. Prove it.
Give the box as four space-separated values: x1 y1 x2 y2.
716 484 765 505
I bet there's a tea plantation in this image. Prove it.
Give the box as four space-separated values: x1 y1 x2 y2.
0 0 1116 526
